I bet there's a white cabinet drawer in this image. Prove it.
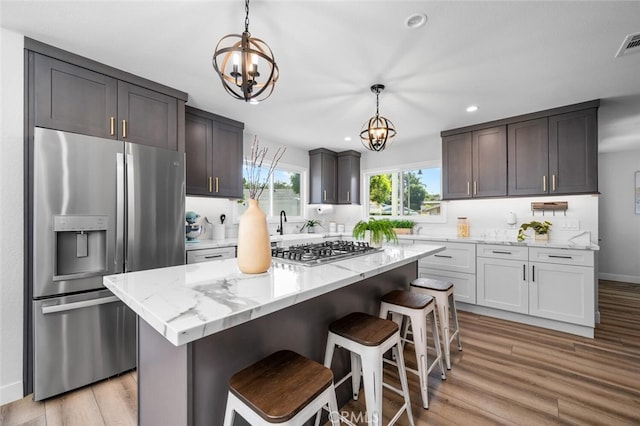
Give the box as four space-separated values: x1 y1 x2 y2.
186 246 236 264
477 244 528 261
529 247 594 267
418 241 476 274
419 268 476 304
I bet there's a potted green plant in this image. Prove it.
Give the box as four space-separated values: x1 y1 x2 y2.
301 219 322 233
517 220 552 242
388 219 415 235
352 218 398 247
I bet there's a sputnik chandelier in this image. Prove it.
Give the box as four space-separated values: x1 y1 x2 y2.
212 0 279 103
360 84 396 151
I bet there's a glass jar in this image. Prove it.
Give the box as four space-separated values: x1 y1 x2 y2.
457 217 469 238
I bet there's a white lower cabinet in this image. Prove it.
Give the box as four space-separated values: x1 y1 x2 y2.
477 257 528 313
529 261 594 326
418 241 476 304
477 244 595 327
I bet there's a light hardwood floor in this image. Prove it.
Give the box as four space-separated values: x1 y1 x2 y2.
2 280 639 425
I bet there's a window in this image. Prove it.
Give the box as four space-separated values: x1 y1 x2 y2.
239 164 304 218
365 164 443 220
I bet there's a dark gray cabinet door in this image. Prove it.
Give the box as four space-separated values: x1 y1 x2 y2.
473 126 507 197
442 133 472 199
211 121 243 198
549 109 598 194
117 82 178 150
185 107 244 198
309 149 337 204
508 118 549 196
34 54 118 139
185 113 213 196
337 151 361 204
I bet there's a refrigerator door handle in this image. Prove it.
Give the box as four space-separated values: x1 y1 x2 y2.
116 153 125 273
41 295 120 315
126 151 135 271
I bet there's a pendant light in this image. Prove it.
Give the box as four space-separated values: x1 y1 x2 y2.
360 84 396 152
212 0 279 103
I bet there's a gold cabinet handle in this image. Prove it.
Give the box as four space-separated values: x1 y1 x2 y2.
109 117 115 136
543 175 547 192
467 181 470 196
208 177 213 193
552 174 556 192
215 177 219 193
473 181 477 195
122 119 127 138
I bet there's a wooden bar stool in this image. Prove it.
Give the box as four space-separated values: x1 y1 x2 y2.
410 278 462 369
318 312 415 426
223 350 340 426
379 290 446 409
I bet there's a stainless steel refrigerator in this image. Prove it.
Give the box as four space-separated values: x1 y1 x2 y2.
30 127 185 401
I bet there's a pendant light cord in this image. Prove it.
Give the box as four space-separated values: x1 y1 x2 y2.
245 0 250 33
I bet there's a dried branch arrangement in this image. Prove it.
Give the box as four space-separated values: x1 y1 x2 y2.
244 136 286 200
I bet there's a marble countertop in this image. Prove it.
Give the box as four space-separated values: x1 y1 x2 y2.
104 243 445 346
397 234 599 250
185 234 327 251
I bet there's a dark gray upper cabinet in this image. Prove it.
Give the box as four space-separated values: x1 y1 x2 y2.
508 118 549 196
309 149 337 204
34 53 118 139
443 100 599 200
442 133 472 199
29 39 187 151
549 109 598 194
117 82 178 150
472 126 507 197
185 107 244 198
443 127 506 199
337 151 361 204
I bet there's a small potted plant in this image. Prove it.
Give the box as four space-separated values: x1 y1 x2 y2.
388 219 415 235
517 220 552 242
352 218 398 247
301 219 322 233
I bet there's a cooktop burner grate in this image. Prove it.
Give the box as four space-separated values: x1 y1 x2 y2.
271 240 382 266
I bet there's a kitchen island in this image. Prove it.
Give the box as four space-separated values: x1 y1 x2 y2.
104 243 444 426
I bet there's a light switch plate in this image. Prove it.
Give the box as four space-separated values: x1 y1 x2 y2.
560 219 580 231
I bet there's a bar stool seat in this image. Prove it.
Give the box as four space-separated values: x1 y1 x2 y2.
380 290 446 409
223 350 340 425
410 278 462 370
319 312 415 426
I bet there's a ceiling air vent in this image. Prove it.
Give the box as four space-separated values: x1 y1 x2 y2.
615 32 640 58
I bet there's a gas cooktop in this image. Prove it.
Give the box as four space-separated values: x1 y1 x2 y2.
271 240 382 267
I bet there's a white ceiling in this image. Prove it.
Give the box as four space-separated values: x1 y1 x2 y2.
2 0 640 153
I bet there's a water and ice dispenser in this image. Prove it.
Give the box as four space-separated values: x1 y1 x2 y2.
53 215 108 279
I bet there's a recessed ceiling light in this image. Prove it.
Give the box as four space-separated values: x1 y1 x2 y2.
405 13 427 29
344 136 352 142
466 105 479 112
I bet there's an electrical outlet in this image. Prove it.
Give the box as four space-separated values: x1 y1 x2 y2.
559 220 580 230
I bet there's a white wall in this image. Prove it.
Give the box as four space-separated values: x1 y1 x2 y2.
598 149 640 283
0 28 25 405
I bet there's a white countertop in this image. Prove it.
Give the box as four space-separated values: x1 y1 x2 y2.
185 233 327 251
398 234 599 250
104 243 445 346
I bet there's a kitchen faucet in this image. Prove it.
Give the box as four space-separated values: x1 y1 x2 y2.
277 210 287 235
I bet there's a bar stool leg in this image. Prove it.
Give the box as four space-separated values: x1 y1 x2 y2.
222 393 236 426
428 310 446 380
450 293 463 351
436 298 451 370
392 340 415 426
361 349 383 426
351 352 362 400
409 310 429 409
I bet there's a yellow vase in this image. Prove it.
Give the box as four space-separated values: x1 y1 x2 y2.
237 199 272 274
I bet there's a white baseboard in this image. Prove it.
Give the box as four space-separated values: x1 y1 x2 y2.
0 380 24 406
598 272 640 284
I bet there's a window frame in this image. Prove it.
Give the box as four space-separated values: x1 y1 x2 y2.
234 161 308 223
362 160 446 223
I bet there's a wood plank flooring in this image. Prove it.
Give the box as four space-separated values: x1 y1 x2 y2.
2 280 639 426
